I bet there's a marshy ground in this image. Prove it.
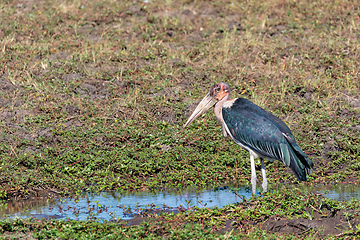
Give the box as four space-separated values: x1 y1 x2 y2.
0 0 360 238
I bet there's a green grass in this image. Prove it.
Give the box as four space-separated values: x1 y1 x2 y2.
0 0 360 238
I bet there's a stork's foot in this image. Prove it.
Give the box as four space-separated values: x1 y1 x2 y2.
251 176 257 195
260 158 268 193
250 155 257 195
262 180 268 193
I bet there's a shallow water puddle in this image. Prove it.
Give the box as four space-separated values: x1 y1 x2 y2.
275 184 360 201
1 184 360 221
1 186 251 221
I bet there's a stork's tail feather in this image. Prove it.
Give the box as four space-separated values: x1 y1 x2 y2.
287 141 314 182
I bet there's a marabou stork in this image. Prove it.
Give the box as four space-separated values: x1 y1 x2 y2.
184 83 314 195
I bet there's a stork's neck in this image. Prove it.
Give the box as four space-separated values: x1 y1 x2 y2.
214 94 229 119
214 93 230 137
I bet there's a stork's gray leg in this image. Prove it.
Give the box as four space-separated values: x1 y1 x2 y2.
261 158 268 193
250 154 257 195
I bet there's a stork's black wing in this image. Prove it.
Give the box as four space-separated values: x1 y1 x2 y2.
222 98 313 181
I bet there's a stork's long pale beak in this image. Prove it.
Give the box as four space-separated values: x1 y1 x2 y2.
183 92 217 128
